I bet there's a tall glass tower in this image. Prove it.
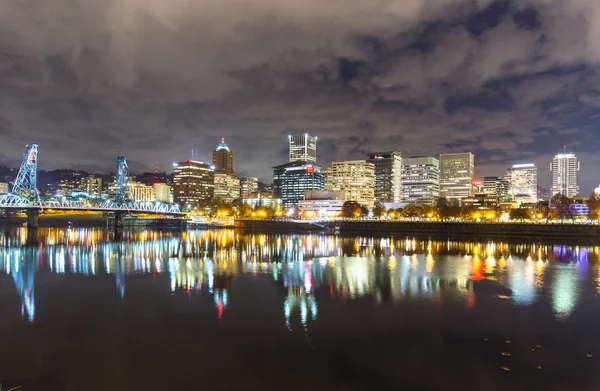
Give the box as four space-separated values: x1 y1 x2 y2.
288 134 317 163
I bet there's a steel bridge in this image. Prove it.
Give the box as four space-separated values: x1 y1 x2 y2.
0 144 183 227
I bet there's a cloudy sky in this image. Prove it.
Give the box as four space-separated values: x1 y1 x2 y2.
0 0 599 192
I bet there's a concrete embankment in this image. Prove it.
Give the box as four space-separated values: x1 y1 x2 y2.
332 221 600 238
235 219 600 239
234 219 328 232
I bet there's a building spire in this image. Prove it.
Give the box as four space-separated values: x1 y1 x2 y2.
216 137 230 152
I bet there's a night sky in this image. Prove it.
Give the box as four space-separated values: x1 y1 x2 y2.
0 0 599 193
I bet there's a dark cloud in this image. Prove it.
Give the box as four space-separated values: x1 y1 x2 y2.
0 0 599 193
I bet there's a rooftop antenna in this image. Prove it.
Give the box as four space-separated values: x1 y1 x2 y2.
154 161 158 174
191 148 194 159
564 145 567 153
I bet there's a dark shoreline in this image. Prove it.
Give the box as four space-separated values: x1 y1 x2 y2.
234 219 600 244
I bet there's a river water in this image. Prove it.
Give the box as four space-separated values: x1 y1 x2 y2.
1 227 600 390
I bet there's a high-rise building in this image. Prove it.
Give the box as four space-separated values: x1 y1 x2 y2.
0 182 8 194
129 181 155 202
153 183 172 204
402 156 440 205
273 161 324 209
213 138 234 174
367 151 402 203
214 173 241 203
507 164 537 201
240 177 258 199
439 152 474 201
330 160 376 207
83 175 103 197
322 167 333 190
173 160 215 209
483 176 511 198
551 152 580 198
288 133 317 163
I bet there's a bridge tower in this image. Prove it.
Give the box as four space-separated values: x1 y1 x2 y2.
12 144 40 203
113 156 131 231
114 156 130 203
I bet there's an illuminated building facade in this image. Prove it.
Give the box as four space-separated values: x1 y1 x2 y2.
330 160 376 207
153 183 172 204
367 151 402 203
402 156 440 205
83 175 103 198
273 161 324 209
483 176 511 198
243 191 283 210
129 181 155 202
212 138 234 174
297 190 345 217
472 179 484 194
173 160 215 208
551 152 580 198
240 177 258 199
507 163 537 202
214 173 241 203
0 182 8 194
288 133 317 163
439 152 474 201
322 167 333 190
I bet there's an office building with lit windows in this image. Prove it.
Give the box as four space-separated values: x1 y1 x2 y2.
483 176 511 198
507 163 537 202
0 182 8 194
367 151 402 203
551 152 580 198
213 138 234 174
439 152 474 201
83 175 103 198
240 177 259 199
273 161 324 209
330 160 376 208
402 156 440 205
214 173 241 203
173 160 215 209
288 133 317 163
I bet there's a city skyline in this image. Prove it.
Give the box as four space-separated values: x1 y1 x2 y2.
0 2 599 194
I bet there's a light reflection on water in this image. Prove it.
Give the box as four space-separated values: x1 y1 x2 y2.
0 227 598 326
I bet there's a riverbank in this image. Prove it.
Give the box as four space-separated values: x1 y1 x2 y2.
234 219 600 239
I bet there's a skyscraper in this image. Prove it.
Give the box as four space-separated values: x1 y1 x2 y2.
173 160 215 208
507 163 537 201
273 161 324 209
402 156 440 205
213 138 234 174
439 152 474 201
330 160 376 207
367 151 402 203
551 152 580 198
288 133 317 163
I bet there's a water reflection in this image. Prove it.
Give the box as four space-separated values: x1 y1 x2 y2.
1 228 599 325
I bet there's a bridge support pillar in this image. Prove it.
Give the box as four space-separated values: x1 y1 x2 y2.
114 211 125 229
26 209 40 228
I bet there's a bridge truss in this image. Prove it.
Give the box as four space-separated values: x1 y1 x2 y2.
0 146 182 215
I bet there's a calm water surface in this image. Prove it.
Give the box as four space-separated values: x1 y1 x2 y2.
1 227 600 390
